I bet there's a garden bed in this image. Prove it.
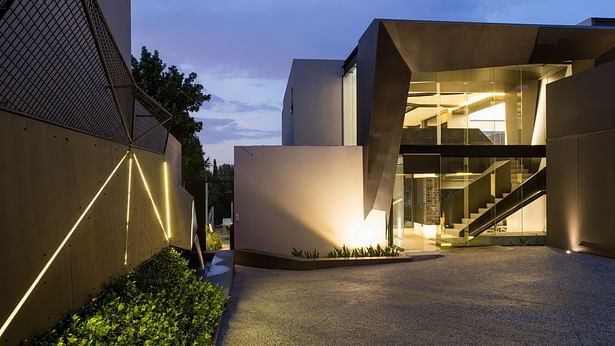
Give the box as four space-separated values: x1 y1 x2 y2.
36 248 225 345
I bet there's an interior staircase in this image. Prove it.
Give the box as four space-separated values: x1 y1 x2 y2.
438 160 546 245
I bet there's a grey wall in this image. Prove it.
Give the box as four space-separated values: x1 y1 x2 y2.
98 0 131 67
546 60 615 256
0 110 193 343
282 59 343 146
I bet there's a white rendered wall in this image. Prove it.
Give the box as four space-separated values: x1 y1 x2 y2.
234 146 386 256
282 59 344 146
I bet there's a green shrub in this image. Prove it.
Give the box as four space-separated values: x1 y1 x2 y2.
292 244 399 258
36 248 225 345
291 247 303 258
205 230 222 251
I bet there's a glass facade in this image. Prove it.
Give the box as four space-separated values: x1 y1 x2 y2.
343 65 357 146
403 64 569 146
393 64 567 249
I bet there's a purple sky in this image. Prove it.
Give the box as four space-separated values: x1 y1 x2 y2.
132 0 615 164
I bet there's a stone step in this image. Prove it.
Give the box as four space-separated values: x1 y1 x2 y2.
444 228 461 236
453 223 467 230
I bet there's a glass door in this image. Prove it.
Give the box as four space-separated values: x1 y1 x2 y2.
392 154 441 251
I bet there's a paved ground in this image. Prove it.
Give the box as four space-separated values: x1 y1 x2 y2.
217 247 615 345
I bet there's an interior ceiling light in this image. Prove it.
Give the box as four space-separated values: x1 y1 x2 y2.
0 152 129 339
133 154 168 241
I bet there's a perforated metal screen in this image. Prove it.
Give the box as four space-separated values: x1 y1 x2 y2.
0 0 172 152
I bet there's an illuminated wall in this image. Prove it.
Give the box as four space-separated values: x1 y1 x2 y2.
234 146 386 256
0 111 193 343
0 0 194 342
547 60 615 256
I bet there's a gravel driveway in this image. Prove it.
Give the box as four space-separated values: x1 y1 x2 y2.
218 246 615 345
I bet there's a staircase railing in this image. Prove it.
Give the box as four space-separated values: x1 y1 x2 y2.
462 167 546 237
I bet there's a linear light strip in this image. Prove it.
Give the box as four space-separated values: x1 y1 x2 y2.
133 154 168 241
0 152 129 338
124 155 133 265
163 161 171 239
190 200 195 249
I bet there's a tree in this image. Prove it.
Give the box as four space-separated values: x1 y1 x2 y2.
131 46 210 181
207 161 234 225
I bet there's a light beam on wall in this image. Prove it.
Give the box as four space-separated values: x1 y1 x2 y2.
191 200 196 249
133 154 168 241
124 155 133 265
164 161 171 239
0 152 129 339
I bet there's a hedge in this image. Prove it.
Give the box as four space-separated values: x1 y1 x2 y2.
36 248 225 345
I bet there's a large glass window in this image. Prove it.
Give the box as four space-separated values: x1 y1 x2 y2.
392 154 547 250
343 65 357 146
403 64 570 146
393 63 567 249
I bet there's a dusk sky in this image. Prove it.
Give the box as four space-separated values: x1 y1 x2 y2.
132 0 615 164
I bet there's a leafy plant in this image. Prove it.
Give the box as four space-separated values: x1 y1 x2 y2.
291 247 303 258
205 227 222 251
36 248 225 345
295 244 400 259
304 249 320 259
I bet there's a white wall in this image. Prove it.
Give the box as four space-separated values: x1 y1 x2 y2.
282 59 344 146
234 146 386 256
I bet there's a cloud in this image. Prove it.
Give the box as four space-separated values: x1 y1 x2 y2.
203 95 281 114
198 117 279 144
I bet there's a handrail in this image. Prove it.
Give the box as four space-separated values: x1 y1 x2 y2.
463 167 547 237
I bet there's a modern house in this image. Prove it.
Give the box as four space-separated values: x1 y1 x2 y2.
0 0 195 343
235 18 615 258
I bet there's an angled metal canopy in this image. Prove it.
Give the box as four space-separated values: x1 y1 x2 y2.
355 19 615 216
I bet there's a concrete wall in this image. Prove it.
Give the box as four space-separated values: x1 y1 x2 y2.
98 0 131 67
0 109 193 343
234 146 386 256
546 60 615 256
282 59 344 146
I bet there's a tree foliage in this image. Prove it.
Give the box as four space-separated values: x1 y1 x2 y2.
208 160 234 224
131 46 210 182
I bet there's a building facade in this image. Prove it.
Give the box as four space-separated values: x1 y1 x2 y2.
0 0 195 342
235 19 615 257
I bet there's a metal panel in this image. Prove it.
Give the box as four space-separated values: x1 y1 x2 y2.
0 0 128 142
0 0 172 153
357 22 411 215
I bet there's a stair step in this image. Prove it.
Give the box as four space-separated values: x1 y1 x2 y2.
444 228 461 236
461 218 472 224
470 212 481 218
453 223 467 229
503 192 510 197
478 208 489 213
495 198 502 203
486 203 495 208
